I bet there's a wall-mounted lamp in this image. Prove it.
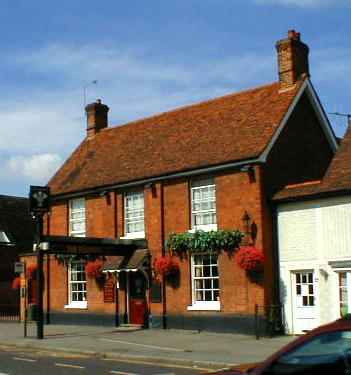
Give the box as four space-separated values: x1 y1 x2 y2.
242 211 251 236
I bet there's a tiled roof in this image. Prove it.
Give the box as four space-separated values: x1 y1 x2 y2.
274 125 351 201
0 195 35 246
49 81 302 196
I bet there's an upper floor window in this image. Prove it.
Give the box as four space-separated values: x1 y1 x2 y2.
124 191 145 238
69 198 86 237
191 178 217 231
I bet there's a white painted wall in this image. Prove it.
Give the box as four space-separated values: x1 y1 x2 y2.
277 195 351 334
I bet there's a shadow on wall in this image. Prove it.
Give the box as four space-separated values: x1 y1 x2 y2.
279 276 288 333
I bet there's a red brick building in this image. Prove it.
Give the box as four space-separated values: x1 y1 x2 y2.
21 31 338 333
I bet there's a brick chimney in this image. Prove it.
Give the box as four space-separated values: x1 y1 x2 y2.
276 30 310 90
85 99 109 138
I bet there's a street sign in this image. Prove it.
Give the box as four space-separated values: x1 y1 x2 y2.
29 186 50 213
14 262 25 274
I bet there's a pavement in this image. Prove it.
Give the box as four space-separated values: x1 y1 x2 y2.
0 322 296 371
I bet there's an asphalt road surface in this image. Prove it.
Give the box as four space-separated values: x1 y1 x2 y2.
0 347 212 375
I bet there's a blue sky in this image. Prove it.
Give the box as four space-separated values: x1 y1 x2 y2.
1 0 350 197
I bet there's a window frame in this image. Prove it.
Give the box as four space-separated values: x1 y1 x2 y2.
65 261 87 309
123 190 145 239
69 198 86 237
190 178 217 232
187 252 220 311
67 198 87 309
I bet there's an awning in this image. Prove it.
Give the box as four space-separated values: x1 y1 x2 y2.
102 249 150 273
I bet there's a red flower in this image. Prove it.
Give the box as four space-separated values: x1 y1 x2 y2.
154 255 179 277
26 264 37 279
235 246 264 272
85 259 104 278
12 276 21 290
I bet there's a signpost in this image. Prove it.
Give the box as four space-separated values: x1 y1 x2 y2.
14 262 27 337
29 185 50 340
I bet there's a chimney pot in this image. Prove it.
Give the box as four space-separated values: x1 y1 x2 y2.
85 100 109 138
276 30 310 90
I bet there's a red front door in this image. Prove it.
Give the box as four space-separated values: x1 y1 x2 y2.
129 272 147 325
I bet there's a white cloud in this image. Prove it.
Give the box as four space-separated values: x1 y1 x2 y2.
255 0 348 7
4 153 62 182
0 42 277 195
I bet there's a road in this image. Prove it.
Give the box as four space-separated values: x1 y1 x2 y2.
0 347 213 375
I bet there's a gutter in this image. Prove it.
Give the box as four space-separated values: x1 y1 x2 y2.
272 187 351 205
50 157 263 202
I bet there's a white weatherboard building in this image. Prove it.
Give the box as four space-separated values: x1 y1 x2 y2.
277 196 351 334
275 125 351 335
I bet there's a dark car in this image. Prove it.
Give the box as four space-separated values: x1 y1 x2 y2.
207 316 351 375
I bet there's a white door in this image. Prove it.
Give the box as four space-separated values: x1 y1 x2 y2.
292 271 318 334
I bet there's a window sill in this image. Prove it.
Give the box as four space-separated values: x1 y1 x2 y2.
187 302 220 311
64 302 87 309
188 225 218 233
120 232 145 240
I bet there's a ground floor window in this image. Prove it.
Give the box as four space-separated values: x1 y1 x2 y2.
339 271 351 317
67 261 87 308
188 253 220 310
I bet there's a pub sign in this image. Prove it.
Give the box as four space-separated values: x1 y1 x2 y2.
29 185 50 213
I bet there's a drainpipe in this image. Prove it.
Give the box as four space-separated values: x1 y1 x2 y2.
160 183 167 329
126 271 130 324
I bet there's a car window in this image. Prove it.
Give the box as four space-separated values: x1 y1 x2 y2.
262 330 351 375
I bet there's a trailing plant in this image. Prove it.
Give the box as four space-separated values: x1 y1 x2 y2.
166 230 244 255
235 246 264 272
12 276 21 290
153 255 179 278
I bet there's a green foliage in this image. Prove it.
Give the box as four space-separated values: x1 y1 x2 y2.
166 229 244 255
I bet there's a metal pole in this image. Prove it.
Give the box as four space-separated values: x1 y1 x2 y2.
36 214 44 339
24 262 27 338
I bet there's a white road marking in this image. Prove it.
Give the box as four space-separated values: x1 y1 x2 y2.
0 373 10 375
100 338 184 352
13 357 37 362
110 371 139 375
55 362 85 369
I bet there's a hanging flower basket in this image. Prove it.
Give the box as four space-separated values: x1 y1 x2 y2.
153 255 179 278
26 264 37 279
85 259 104 279
12 276 21 290
235 246 264 272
